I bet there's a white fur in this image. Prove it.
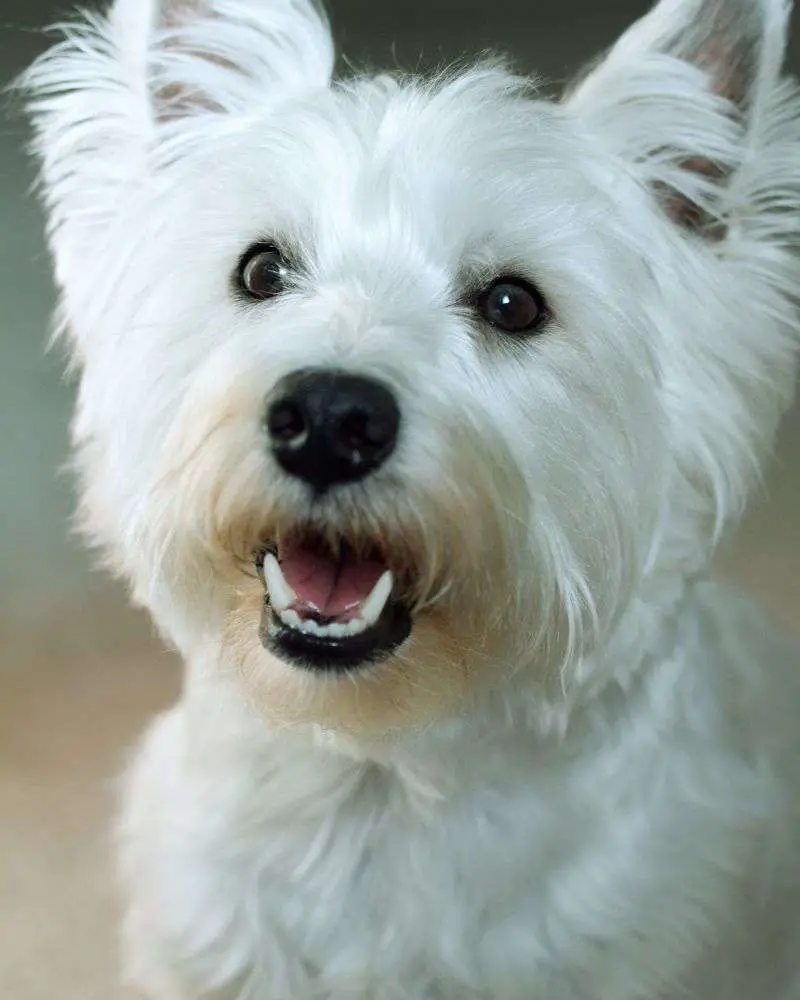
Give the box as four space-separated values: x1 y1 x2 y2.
21 0 800 996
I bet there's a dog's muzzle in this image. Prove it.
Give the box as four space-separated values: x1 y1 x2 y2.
259 369 411 672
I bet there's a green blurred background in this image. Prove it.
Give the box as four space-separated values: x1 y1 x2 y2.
0 2 798 998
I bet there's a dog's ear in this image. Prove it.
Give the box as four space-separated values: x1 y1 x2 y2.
26 0 334 131
23 0 333 332
141 0 334 122
568 0 800 545
565 0 793 237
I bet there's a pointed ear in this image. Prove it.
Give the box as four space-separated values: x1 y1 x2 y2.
23 0 334 330
27 0 335 129
565 0 793 237
144 0 335 121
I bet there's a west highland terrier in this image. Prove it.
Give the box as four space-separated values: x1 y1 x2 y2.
23 0 800 996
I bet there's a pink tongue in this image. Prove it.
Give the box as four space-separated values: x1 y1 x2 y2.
280 545 386 620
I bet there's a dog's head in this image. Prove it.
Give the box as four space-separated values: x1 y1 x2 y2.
25 0 800 734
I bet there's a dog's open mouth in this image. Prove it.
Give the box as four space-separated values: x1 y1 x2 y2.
256 529 413 672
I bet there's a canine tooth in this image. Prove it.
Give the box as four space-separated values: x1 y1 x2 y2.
264 553 297 613
278 608 303 630
360 571 393 627
345 618 367 636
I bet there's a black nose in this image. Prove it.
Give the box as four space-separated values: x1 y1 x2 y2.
266 369 401 491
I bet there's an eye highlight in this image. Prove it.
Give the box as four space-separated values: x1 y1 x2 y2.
476 277 547 335
236 243 289 301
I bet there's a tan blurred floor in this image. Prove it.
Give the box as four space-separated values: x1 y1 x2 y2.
0 409 798 1000
0 606 180 1000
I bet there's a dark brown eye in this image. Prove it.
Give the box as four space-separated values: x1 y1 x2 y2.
238 244 288 300
477 277 546 335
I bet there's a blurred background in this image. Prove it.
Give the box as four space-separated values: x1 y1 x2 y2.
1 1 798 997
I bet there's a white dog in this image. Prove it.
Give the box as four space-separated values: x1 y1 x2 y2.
23 0 800 996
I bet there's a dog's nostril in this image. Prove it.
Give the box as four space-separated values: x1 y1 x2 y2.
267 400 307 446
267 369 400 492
338 409 383 451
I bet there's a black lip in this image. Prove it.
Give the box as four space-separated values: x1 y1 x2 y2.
259 596 412 673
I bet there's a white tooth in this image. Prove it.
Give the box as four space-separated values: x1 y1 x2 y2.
325 623 347 638
278 608 303 630
360 571 394 627
345 617 367 636
302 618 323 636
265 553 297 613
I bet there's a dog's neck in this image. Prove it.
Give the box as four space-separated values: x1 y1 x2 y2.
182 570 696 813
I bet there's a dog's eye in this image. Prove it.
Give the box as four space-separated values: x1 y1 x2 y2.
477 278 546 335
237 244 288 301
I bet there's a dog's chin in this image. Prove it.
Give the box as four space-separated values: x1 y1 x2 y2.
228 590 480 736
260 597 413 673
226 520 497 733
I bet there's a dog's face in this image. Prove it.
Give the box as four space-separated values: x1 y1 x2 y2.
27 0 800 734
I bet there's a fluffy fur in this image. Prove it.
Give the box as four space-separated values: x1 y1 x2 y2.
22 0 800 996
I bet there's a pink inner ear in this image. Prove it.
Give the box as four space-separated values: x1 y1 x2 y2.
152 79 227 124
676 0 761 112
695 40 753 109
161 0 213 30
651 28 749 241
151 1 244 122
655 156 728 240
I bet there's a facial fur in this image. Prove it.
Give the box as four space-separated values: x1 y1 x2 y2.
23 0 800 735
